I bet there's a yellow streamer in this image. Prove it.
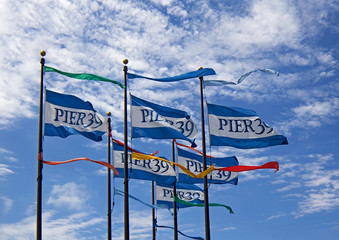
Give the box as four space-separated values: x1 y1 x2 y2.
131 152 215 179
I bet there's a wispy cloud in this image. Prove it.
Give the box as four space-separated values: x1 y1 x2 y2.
274 154 339 217
219 226 237 231
47 182 89 211
0 211 105 240
0 164 14 179
0 196 13 215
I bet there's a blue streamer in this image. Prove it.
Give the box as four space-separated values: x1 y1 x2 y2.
204 68 279 86
154 219 204 240
127 68 216 82
114 188 161 209
114 188 172 211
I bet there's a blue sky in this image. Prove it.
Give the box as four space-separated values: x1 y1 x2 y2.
0 0 338 239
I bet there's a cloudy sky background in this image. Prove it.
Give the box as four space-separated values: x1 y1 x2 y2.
0 0 338 239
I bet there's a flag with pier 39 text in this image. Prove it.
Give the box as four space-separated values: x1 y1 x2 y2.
112 141 176 185
156 182 204 209
207 103 288 149
44 89 107 142
131 94 197 145
177 147 239 185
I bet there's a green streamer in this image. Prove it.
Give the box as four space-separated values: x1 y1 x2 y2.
44 65 124 89
173 195 234 214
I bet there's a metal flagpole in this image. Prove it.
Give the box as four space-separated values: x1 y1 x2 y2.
123 59 130 240
172 140 179 240
199 70 211 240
152 181 156 240
107 112 112 240
37 50 45 240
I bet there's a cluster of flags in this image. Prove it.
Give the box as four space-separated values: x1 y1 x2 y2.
40 64 287 239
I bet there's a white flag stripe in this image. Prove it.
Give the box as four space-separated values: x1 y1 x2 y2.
45 101 107 133
208 113 279 139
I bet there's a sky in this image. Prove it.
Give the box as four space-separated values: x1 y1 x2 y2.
0 0 338 239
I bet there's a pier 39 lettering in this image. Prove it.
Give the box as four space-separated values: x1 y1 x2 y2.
134 106 196 138
112 142 176 180
44 103 106 133
214 116 275 137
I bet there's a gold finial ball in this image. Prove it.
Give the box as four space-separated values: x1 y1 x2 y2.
40 51 46 57
123 59 128 65
198 67 203 70
107 112 111 116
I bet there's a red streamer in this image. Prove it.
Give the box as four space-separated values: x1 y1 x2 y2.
214 161 279 172
173 139 215 158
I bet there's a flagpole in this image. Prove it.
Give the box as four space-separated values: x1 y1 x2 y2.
172 139 178 240
123 59 130 240
152 181 156 240
107 112 112 240
199 70 211 240
36 50 45 240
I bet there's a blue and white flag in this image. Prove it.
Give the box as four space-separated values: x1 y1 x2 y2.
207 103 288 149
177 147 239 185
44 89 107 142
112 142 176 185
131 94 197 145
128 68 216 82
156 182 204 209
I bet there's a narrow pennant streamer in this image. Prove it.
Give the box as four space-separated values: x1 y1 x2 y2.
42 158 119 176
173 195 234 214
204 68 279 86
128 68 216 82
215 161 279 172
154 220 204 240
131 152 215 179
44 65 124 89
111 137 143 154
173 139 214 158
114 188 163 209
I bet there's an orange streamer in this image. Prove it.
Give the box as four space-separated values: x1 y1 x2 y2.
42 157 119 176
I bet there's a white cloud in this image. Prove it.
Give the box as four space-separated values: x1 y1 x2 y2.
219 226 237 231
0 0 336 131
0 196 13 214
275 154 339 217
0 164 14 179
47 182 89 211
0 211 105 240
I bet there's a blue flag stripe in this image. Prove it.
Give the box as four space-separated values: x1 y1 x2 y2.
128 68 216 82
207 104 257 117
44 124 105 142
45 89 95 111
132 94 189 118
210 135 288 148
